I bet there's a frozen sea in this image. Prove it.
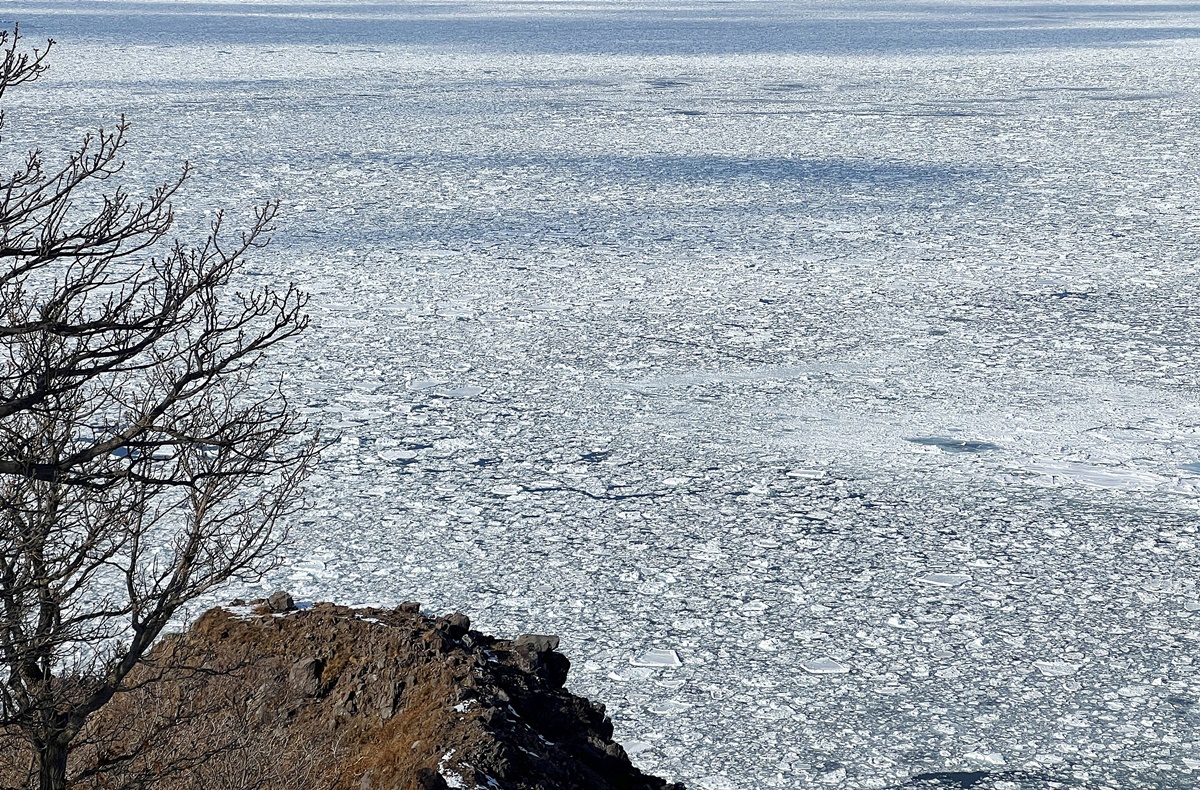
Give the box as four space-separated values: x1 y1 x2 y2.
7 0 1200 787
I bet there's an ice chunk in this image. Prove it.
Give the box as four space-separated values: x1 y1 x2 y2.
631 649 683 668
740 676 780 689
964 751 1005 766
624 741 653 756
432 438 473 452
819 766 846 783
672 618 705 631
1033 660 1081 677
648 700 691 715
698 777 737 790
752 702 795 719
801 657 850 675
690 538 726 560
1143 579 1191 594
378 449 418 462
407 380 446 391
1025 461 1166 490
440 385 485 398
916 572 971 587
786 468 825 479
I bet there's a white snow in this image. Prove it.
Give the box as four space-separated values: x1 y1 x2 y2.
438 750 466 789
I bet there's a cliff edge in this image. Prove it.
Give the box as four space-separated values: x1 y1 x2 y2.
73 599 683 790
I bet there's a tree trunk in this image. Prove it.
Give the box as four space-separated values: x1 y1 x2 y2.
37 737 69 790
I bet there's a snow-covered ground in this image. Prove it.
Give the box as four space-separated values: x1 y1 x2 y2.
7 1 1200 786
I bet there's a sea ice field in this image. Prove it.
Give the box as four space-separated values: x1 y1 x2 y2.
6 0 1200 787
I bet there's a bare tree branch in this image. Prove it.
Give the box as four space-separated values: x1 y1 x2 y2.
0 25 321 790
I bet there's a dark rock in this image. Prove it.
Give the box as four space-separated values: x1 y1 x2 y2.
267 590 295 612
422 630 452 653
540 651 571 688
513 633 559 653
397 601 422 614
511 643 571 689
332 688 358 717
443 612 470 634
288 657 323 697
415 768 449 789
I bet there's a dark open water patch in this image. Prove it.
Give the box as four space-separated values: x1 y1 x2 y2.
908 437 1000 453
899 770 1061 788
646 78 691 89
904 772 993 788
899 766 1200 788
763 82 819 92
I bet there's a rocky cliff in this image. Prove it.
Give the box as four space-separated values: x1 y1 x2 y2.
69 598 684 790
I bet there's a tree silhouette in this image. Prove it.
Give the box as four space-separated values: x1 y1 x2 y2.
0 26 319 790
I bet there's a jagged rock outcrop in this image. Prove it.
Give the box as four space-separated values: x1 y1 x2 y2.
70 600 683 790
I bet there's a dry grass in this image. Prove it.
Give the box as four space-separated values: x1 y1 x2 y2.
0 606 461 790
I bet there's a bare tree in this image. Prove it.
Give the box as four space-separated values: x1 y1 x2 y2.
0 26 319 790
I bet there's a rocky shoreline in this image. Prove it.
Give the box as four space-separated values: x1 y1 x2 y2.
73 597 685 790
